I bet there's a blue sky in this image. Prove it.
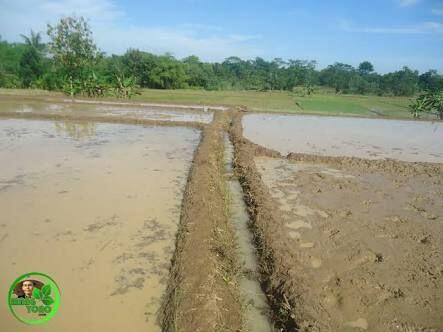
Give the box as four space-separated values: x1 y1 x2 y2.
0 0 442 73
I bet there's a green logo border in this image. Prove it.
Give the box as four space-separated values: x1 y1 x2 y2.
7 272 61 325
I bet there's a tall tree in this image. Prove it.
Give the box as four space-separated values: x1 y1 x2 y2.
358 61 374 75
47 16 100 80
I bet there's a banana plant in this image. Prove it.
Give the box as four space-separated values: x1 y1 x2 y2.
409 94 428 118
113 74 140 99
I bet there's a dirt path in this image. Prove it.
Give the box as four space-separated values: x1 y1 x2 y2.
160 111 243 331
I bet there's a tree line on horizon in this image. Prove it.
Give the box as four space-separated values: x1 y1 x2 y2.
0 16 442 98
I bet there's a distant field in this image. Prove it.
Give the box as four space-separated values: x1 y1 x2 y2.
0 88 413 119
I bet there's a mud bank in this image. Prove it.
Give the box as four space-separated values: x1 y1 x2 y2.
229 110 299 330
0 110 205 130
160 111 243 331
0 93 227 111
230 111 442 331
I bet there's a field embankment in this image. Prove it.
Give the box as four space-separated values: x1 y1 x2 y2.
0 88 413 119
160 111 243 331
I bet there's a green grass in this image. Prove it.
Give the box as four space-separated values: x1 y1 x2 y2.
0 87 413 119
132 89 412 119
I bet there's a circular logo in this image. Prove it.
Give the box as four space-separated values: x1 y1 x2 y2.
7 272 61 325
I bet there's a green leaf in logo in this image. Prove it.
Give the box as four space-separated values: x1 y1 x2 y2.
42 297 54 306
42 284 51 297
32 288 41 300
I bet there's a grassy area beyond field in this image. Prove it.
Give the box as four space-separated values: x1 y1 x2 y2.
1 88 412 119
132 89 412 118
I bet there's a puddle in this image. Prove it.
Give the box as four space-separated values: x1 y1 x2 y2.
224 135 273 332
243 114 443 163
0 119 200 331
0 97 213 123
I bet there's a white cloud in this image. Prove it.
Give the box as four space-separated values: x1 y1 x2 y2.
94 25 262 60
397 0 420 7
0 0 263 61
339 19 443 35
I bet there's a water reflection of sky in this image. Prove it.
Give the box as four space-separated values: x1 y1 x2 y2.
243 114 443 163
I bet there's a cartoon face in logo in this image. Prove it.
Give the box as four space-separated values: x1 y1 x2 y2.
8 272 61 325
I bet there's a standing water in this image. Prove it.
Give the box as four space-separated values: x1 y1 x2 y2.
224 135 273 332
0 97 213 123
0 119 200 331
243 113 443 163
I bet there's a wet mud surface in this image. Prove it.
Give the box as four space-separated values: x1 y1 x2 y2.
243 113 443 163
0 119 199 331
0 95 213 124
230 110 442 332
1 98 442 332
255 156 442 331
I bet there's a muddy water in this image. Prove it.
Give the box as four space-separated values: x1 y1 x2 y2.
224 136 273 332
0 119 200 331
243 113 443 163
0 97 213 123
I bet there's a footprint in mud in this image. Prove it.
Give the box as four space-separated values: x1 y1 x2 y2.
0 233 8 243
344 318 368 330
114 252 135 264
293 205 327 218
0 174 26 191
311 257 322 268
134 218 171 247
286 220 312 230
288 231 301 239
84 215 120 232
144 297 161 323
111 273 145 296
54 230 76 242
79 258 95 272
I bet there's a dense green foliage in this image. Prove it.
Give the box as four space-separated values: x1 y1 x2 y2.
0 16 442 98
410 91 443 119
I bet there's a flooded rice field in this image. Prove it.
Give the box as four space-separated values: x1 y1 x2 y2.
0 96 213 123
255 156 442 331
0 97 441 331
0 119 200 331
243 114 443 163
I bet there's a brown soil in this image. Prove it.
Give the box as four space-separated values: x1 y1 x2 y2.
0 111 204 130
229 109 300 330
0 93 227 111
2 98 441 331
160 111 243 332
229 110 443 331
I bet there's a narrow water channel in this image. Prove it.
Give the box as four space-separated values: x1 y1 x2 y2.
224 134 273 332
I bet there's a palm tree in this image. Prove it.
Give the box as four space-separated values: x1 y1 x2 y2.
20 30 44 51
